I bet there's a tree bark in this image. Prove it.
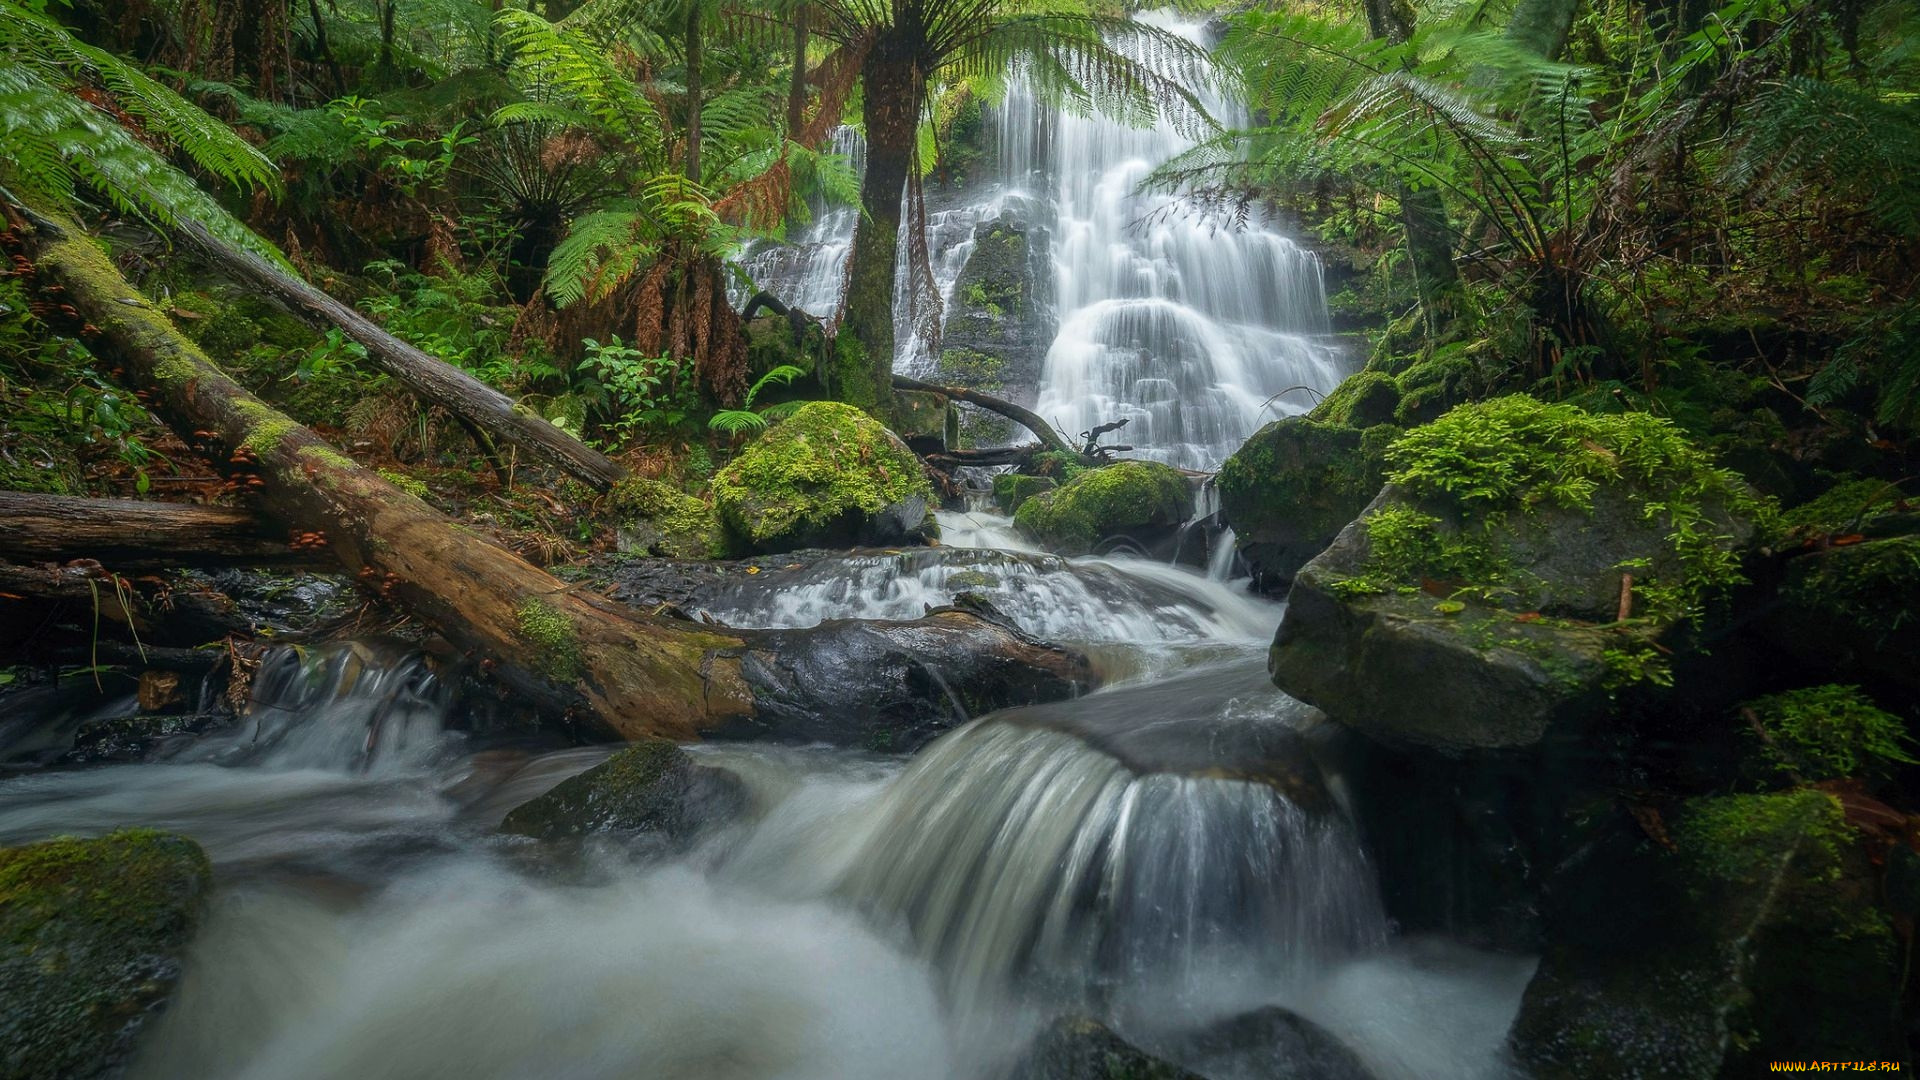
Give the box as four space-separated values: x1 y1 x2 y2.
837 37 921 420
22 206 1089 744
684 1 704 182
891 374 1075 456
176 219 629 490
0 492 325 571
787 8 811 139
1360 0 1460 314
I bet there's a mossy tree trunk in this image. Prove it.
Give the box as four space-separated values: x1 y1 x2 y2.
19 205 1088 742
837 36 922 420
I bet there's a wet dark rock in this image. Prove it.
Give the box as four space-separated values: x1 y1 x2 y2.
499 737 748 845
1166 1006 1372 1080
1508 790 1903 1078
183 568 355 637
1759 533 1920 699
0 830 212 1080
1217 417 1388 591
726 605 1094 752
1010 1017 1203 1080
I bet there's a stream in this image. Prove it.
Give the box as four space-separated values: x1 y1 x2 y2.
0 514 1532 1080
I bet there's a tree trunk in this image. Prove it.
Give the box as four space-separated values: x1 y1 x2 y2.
177 219 629 490
684 1 704 181
1360 0 1460 315
0 492 325 571
1506 0 1580 62
787 8 810 139
22 206 1089 745
837 37 921 420
892 375 1075 456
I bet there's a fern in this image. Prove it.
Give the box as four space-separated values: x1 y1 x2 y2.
0 2 284 263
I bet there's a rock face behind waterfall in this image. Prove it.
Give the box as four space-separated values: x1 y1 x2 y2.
712 402 936 554
0 830 211 1080
1269 397 1765 753
937 212 1054 446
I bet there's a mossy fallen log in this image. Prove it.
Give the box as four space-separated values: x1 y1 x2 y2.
19 205 1090 742
0 491 325 570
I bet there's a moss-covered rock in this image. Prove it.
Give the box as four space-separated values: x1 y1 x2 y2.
938 212 1054 447
1765 533 1920 697
1216 417 1389 589
1009 1017 1203 1080
1013 461 1194 557
1510 790 1902 1078
893 388 956 451
498 738 747 845
1310 369 1401 428
992 472 1057 514
1271 396 1769 750
711 401 936 553
608 477 725 559
0 829 212 1080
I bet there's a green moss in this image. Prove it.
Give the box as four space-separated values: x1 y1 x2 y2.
1745 685 1915 780
377 468 431 499
515 597 581 682
608 477 725 559
936 346 1006 391
231 398 300 454
1014 460 1192 554
298 445 357 471
1674 790 1856 888
1216 417 1390 568
1312 370 1401 427
1781 476 1906 539
829 332 880 412
711 401 932 550
150 349 200 386
0 829 211 1080
1028 450 1088 480
992 472 1057 514
499 738 702 840
1784 535 1920 641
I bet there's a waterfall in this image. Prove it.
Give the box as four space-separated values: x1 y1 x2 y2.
738 15 1347 469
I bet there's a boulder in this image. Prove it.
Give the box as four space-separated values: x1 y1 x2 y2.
1014 461 1195 557
1009 1017 1202 1080
1763 534 1920 698
1508 790 1903 1078
1166 1006 1372 1080
992 472 1057 515
711 401 936 554
499 738 747 845
1270 396 1767 753
607 476 725 560
1217 417 1390 590
0 830 212 1080
936 211 1054 447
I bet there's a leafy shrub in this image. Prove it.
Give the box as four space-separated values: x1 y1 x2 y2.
1747 685 1916 780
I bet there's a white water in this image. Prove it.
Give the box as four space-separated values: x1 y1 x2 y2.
740 14 1347 467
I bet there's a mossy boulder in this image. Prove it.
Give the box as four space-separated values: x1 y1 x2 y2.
711 402 936 554
1271 396 1769 751
1509 790 1902 1077
608 477 725 559
1763 533 1920 697
893 389 956 452
0 829 213 1080
1013 461 1194 557
499 738 747 845
992 473 1058 514
1217 417 1390 590
1310 369 1401 428
1009 1017 1202 1080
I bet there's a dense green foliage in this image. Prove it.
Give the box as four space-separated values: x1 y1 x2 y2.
1745 685 1916 780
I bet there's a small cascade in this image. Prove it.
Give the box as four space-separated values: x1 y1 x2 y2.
172 639 453 775
818 664 1388 1022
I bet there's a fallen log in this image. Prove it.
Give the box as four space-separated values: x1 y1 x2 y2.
24 205 1090 742
892 374 1077 456
174 219 628 491
0 561 252 650
0 492 326 571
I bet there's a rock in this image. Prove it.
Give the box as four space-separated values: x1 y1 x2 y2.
1762 533 1920 698
499 737 747 844
724 605 1095 752
894 388 957 453
0 830 212 1080
607 476 725 559
1009 1017 1203 1080
1217 417 1390 590
712 401 936 553
1014 461 1195 557
1509 790 1903 1078
992 472 1058 514
1310 370 1401 429
937 211 1054 448
1167 1006 1372 1080
1270 396 1767 753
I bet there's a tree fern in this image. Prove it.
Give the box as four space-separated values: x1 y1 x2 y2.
0 2 283 262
